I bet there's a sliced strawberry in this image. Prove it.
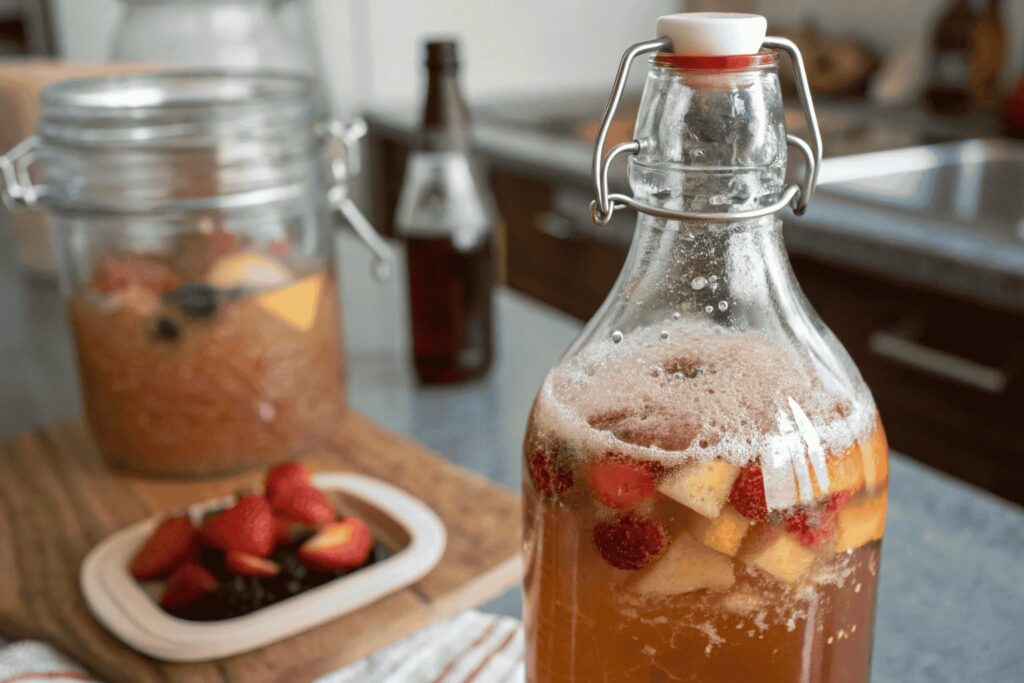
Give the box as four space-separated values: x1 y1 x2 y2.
586 455 660 509
592 515 666 570
298 517 373 572
783 491 853 548
225 551 281 577
527 445 573 498
265 461 312 500
92 254 180 295
159 563 218 611
130 516 199 580
200 495 275 558
729 465 769 521
269 483 336 526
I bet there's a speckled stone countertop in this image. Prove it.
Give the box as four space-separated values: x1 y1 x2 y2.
337 236 1024 683
1 226 1021 681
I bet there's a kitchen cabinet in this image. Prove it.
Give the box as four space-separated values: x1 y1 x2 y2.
792 257 1024 504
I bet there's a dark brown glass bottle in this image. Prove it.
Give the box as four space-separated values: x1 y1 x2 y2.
395 40 496 383
925 0 986 114
971 0 1006 107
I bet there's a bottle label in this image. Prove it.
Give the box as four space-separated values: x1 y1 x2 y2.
394 151 493 250
931 51 971 90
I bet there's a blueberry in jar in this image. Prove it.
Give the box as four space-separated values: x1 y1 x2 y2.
165 283 219 319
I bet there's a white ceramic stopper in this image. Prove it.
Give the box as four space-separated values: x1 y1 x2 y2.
656 13 767 56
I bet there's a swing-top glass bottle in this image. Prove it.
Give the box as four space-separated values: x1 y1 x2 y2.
522 14 888 682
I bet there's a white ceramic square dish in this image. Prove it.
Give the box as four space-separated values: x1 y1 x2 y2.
80 472 447 662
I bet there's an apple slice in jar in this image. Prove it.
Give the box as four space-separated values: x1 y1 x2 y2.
657 459 740 519
834 492 887 552
688 504 751 557
861 421 889 491
206 250 292 290
818 444 866 498
628 531 735 596
741 529 818 584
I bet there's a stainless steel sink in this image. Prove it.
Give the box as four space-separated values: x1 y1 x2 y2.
815 139 1024 244
788 139 1024 312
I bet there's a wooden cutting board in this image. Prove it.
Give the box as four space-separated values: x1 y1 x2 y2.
0 412 522 683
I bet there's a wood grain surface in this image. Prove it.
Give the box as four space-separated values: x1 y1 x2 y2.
0 412 522 683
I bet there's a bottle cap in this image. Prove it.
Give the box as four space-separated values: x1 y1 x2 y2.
425 40 459 70
656 13 767 56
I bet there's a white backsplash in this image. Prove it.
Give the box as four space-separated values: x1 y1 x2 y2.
51 0 1024 118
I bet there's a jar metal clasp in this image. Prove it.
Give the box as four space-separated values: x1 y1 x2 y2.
590 36 823 226
0 134 44 210
323 117 394 281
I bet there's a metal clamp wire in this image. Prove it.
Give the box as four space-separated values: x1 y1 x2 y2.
0 134 42 209
590 35 823 225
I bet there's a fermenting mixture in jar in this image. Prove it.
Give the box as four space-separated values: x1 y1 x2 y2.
68 231 345 476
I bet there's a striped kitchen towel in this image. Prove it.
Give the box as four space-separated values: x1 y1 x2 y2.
0 640 99 682
0 611 523 683
317 610 524 682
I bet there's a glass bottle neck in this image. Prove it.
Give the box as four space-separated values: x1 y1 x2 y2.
574 213 817 361
421 66 471 150
636 214 798 316
630 59 787 215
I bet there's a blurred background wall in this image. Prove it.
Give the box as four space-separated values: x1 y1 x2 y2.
49 0 1024 117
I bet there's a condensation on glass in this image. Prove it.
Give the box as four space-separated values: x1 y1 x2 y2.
522 29 888 683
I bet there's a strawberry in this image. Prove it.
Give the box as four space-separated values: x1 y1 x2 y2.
592 515 666 570
200 495 275 558
92 254 180 295
729 465 769 521
265 461 312 500
269 483 336 526
159 563 218 611
527 445 573 498
225 551 281 577
298 517 373 572
783 491 853 548
586 455 660 509
130 516 199 580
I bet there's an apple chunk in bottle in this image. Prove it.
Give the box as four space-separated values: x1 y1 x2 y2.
521 12 889 683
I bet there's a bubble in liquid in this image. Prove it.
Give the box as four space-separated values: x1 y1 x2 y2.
660 330 669 340
705 305 714 314
718 301 729 311
611 330 624 344
257 401 275 421
672 311 681 320
691 276 708 290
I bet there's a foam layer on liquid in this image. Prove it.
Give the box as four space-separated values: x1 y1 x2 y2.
532 322 875 472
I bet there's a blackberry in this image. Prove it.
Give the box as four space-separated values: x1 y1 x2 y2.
165 539 392 621
215 575 277 619
199 545 228 579
165 283 219 318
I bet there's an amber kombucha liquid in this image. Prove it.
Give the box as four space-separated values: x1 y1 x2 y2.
522 325 888 683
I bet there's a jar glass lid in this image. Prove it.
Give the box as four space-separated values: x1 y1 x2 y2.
39 71 321 148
